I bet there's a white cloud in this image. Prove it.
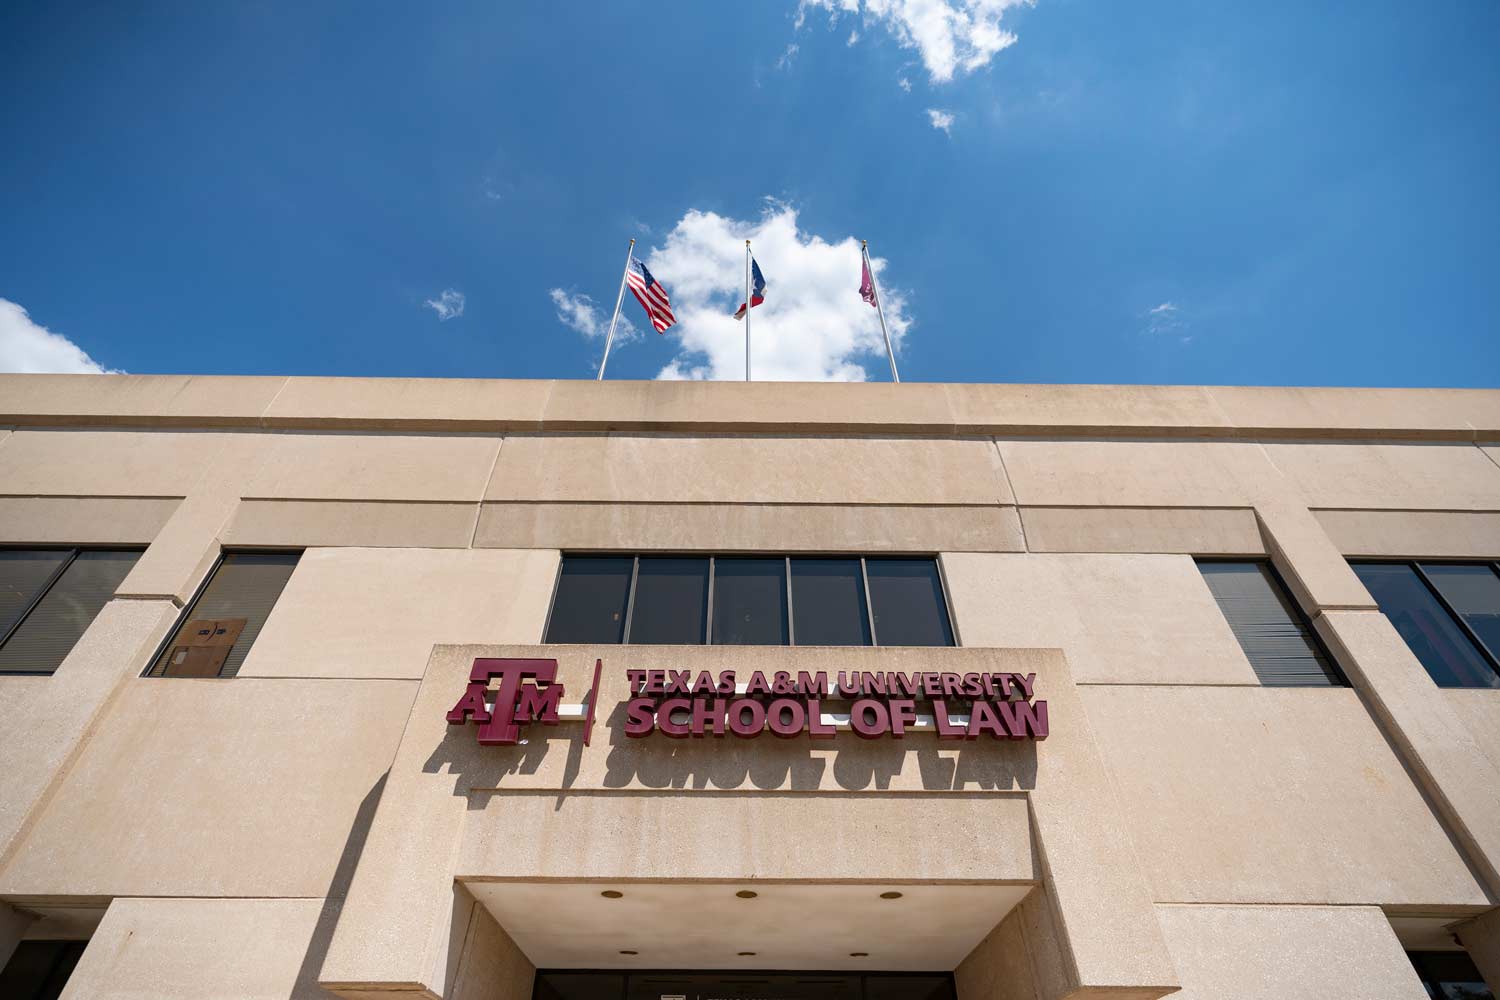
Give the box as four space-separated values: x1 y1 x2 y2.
642 202 910 382
549 288 639 344
776 42 800 69
848 29 860 45
927 108 955 133
800 0 1032 84
0 299 116 374
424 288 465 321
898 75 912 92
1144 301 1191 343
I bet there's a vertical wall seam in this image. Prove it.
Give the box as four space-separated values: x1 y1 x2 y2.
990 438 1029 553
469 437 505 549
255 377 293 430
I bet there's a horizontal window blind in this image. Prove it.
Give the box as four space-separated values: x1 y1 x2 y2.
1198 561 1342 687
151 552 300 678
0 549 72 639
0 550 141 675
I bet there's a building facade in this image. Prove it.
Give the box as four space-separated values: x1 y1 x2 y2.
0 374 1498 1000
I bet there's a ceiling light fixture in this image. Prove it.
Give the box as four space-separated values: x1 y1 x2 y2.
849 952 869 958
735 890 758 899
879 891 903 900
601 890 624 899
619 950 638 956
738 951 757 957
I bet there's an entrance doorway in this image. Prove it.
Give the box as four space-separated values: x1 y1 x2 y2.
536 970 957 1000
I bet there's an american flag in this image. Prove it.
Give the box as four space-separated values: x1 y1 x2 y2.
625 256 676 333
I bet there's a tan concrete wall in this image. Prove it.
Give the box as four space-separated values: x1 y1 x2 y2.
942 552 1259 685
1155 904 1429 1000
0 599 179 863
1078 686 1487 906
0 677 414 899
474 501 1024 553
0 428 240 497
1262 442 1500 510
1314 509 1500 559
239 547 559 680
58 897 336 1000
245 431 501 502
487 433 1012 505
0 497 179 545
1447 690 1500 779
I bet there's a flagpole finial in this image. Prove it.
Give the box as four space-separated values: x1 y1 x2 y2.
629 238 635 246
861 239 867 249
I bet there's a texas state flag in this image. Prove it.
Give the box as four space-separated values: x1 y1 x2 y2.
733 257 766 320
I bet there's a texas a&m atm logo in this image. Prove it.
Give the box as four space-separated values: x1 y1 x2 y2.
446 657 602 745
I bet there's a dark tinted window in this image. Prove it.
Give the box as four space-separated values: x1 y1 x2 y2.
0 548 142 676
0 551 140 674
712 558 789 645
1407 951 1494 999
1354 563 1500 689
629 558 709 644
867 559 954 646
544 556 633 644
0 940 86 1000
1198 561 1341 686
150 552 300 678
1421 563 1500 664
791 558 871 646
0 550 72 637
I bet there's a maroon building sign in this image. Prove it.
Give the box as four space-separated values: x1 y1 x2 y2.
447 660 1047 745
623 669 1047 741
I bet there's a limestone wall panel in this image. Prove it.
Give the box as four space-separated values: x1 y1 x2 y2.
240 547 559 680
1446 690 1500 784
0 428 238 497
1314 509 1500 559
222 498 481 549
475 501 1023 553
460 791 1034 883
59 897 333 1000
942 552 1260 685
0 374 288 428
1018 506 1263 555
1079 685 1488 906
0 677 415 899
1155 904 1429 1000
0 599 179 860
1263 441 1500 510
245 431 502 502
0 496 179 545
486 433 1012 505
995 439 1288 508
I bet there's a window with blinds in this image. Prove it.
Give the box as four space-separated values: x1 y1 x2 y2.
0 548 142 675
1197 560 1343 687
149 552 300 678
544 554 956 648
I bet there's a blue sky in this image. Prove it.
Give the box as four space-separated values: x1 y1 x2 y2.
1 1 1497 386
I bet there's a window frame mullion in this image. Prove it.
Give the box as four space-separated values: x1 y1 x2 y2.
703 556 715 645
860 556 879 647
620 556 641 645
0 547 80 652
785 556 796 647
1411 561 1500 675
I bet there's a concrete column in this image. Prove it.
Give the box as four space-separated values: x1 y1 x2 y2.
1456 908 1500 993
1255 502 1500 897
956 888 1074 1000
0 902 36 974
449 886 536 1000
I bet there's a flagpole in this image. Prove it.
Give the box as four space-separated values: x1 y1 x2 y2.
597 238 635 381
744 239 752 382
863 239 901 383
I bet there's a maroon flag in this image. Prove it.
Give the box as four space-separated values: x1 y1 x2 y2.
860 255 878 307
